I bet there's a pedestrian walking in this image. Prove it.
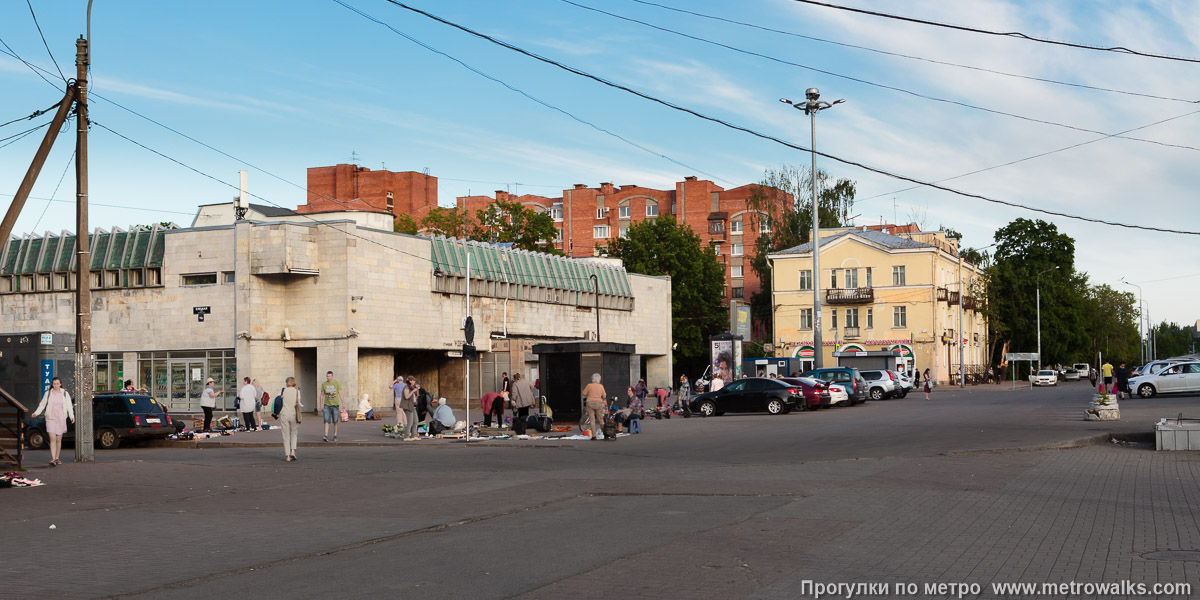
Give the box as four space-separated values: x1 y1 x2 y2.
321 371 343 442
401 378 419 440
278 376 302 461
1115 361 1131 400
510 373 535 422
391 375 407 434
1101 359 1114 394
31 377 73 466
200 377 222 432
238 377 258 431
677 374 692 418
581 372 607 440
923 368 932 400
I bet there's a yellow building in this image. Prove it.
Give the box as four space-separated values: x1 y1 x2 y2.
768 226 986 384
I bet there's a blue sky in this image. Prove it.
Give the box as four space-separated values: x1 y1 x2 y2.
2 0 1198 327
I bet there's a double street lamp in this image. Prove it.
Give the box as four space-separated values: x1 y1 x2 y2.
1120 278 1145 365
781 89 844 369
1036 266 1059 371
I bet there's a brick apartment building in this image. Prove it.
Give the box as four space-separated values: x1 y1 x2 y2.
299 164 438 222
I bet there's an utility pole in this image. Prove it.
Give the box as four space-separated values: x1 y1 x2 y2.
0 90 76 244
957 250 964 388
74 35 94 462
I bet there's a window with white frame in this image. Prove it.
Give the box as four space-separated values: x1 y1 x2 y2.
730 219 743 234
646 201 658 217
799 269 812 290
619 205 630 219
731 243 743 256
593 225 610 239
845 268 858 288
596 207 606 219
799 308 813 330
731 265 743 278
618 226 628 238
831 309 838 330
866 267 873 288
713 242 722 256
866 307 873 329
893 306 907 327
829 269 838 289
550 203 563 221
732 286 744 299
554 228 563 242
759 218 771 233
846 308 859 328
892 265 906 286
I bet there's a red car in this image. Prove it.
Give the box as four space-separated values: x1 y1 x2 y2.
780 377 833 410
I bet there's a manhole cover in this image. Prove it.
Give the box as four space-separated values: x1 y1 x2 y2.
1143 551 1200 562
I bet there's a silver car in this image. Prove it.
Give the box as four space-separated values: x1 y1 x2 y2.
1129 362 1200 398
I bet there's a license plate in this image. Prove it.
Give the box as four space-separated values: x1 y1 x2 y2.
146 418 161 424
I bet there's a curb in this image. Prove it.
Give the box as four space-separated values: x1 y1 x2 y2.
943 433 1116 456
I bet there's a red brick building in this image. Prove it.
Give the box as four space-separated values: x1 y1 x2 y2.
299 164 438 222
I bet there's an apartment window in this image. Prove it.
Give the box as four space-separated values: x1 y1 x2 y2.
386 191 394 213
831 309 838 330
892 265 906 286
646 202 658 217
829 269 838 289
713 243 722 256
593 225 610 239
182 273 218 286
799 308 813 330
846 308 859 328
732 286 744 299
731 265 743 278
866 267 873 288
759 219 772 233
730 219 743 234
845 268 858 289
866 307 873 329
554 228 564 242
223 271 236 284
619 226 629 238
893 306 907 328
550 203 563 221
799 269 812 290
619 205 630 219
731 243 743 256
596 207 606 219
709 220 725 234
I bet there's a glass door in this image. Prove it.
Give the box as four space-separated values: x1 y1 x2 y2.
169 360 206 412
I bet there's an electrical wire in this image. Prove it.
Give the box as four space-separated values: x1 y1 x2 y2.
562 0 1200 153
0 120 52 145
0 192 196 216
30 149 76 231
788 0 1200 65
0 34 62 89
628 0 1199 105
332 0 733 185
1131 272 1200 285
25 0 66 83
0 102 58 129
381 0 1200 237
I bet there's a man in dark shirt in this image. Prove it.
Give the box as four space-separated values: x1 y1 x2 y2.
1115 361 1131 400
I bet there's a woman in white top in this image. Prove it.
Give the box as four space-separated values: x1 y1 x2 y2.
200 377 223 432
279 376 302 461
32 377 74 466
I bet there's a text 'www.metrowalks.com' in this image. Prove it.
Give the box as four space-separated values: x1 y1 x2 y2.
799 580 1192 598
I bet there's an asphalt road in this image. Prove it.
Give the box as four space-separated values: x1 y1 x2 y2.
5 381 1200 599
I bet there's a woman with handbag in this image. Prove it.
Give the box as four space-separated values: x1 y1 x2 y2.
279 377 302 461
32 377 74 466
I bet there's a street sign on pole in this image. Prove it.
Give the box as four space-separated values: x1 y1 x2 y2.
1005 352 1039 361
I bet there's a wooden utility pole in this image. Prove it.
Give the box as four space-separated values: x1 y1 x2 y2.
0 89 76 245
74 35 94 461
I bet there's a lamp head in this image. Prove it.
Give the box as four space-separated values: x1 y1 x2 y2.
805 88 820 101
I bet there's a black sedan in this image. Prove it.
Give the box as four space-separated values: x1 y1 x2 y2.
688 377 803 416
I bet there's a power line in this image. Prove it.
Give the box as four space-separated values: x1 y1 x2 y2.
788 0 1200 65
30 149 76 231
0 120 52 145
0 102 59 129
0 34 62 89
0 192 196 216
331 0 734 185
562 0 1200 154
1132 272 1200 285
381 0 1200 237
25 0 66 83
858 108 1200 202
628 0 1199 105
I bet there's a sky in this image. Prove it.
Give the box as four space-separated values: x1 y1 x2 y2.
1 0 1198 328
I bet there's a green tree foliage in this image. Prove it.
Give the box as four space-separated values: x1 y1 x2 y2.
1082 285 1141 362
606 217 725 375
469 200 560 254
1151 322 1196 358
746 165 855 340
419 206 469 238
135 222 178 230
393 213 419 235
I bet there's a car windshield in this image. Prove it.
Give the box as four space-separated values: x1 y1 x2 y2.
1038 370 1054 376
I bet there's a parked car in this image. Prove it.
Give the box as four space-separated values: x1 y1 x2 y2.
860 370 900 400
825 383 850 405
779 377 833 410
1033 370 1059 386
891 370 913 397
1141 359 1192 377
25 392 176 450
799 368 867 405
1128 362 1200 398
1063 368 1080 381
688 377 804 416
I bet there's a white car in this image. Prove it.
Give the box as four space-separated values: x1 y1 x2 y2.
1129 361 1200 398
1063 369 1081 381
825 383 850 405
1033 370 1058 386
891 370 914 396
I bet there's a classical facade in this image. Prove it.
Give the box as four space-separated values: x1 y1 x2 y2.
768 226 985 384
0 206 671 414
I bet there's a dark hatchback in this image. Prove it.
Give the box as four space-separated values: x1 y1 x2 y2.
25 393 176 450
688 377 804 416
799 368 868 405
779 377 833 410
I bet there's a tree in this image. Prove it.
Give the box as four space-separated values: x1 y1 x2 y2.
1150 322 1195 358
746 165 856 342
606 217 726 377
469 200 560 254
135 222 178 230
420 206 469 238
1081 285 1141 362
393 213 418 235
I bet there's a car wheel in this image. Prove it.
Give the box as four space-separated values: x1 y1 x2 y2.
870 388 884 401
698 401 716 417
1138 384 1156 399
97 428 120 450
766 399 784 415
26 427 46 450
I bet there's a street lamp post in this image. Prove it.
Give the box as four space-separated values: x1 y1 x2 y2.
1121 278 1144 365
781 90 844 369
1036 266 1059 372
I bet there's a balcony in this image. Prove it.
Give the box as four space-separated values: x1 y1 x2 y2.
825 287 874 305
948 291 960 306
963 295 977 311
936 287 948 302
843 326 861 339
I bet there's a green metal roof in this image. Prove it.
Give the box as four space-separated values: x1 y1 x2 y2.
0 226 170 276
429 237 633 299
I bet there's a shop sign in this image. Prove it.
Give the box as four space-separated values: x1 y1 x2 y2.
890 344 913 357
839 343 866 353
797 345 815 358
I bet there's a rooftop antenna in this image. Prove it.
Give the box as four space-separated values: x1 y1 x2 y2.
234 170 248 220
349 150 360 165
381 162 387 171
